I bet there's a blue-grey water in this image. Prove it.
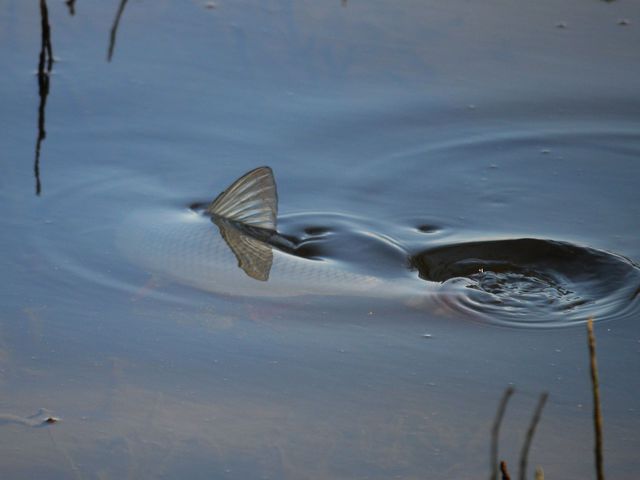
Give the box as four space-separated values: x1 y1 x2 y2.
1 1 640 478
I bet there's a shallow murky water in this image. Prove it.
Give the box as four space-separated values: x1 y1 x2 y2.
1 0 640 479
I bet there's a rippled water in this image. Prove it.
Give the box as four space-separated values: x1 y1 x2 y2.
1 0 640 478
413 238 640 327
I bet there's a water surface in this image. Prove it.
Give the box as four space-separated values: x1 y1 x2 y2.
1 0 640 478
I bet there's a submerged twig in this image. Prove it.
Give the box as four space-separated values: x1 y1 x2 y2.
35 0 54 196
108 0 129 62
587 318 605 480
490 387 515 480
518 392 548 480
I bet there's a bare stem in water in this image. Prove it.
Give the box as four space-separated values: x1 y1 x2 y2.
587 318 605 480
500 460 512 480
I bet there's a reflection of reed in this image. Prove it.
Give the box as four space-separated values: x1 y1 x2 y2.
107 0 129 62
34 0 54 196
66 0 76 16
518 392 548 480
490 387 514 480
489 387 547 480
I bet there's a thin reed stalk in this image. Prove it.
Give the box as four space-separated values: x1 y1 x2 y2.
587 318 605 480
500 460 512 480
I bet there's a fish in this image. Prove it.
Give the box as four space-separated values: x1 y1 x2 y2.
119 167 424 298
118 167 640 325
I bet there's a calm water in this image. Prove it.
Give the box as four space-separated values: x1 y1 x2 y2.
1 0 640 478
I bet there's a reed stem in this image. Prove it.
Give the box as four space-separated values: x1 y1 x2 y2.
587 319 605 480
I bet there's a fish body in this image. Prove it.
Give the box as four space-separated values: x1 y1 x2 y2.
120 208 395 297
118 167 640 326
118 167 417 298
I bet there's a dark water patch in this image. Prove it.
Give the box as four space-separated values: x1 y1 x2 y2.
412 238 640 327
303 225 331 236
188 201 209 212
280 212 409 276
416 224 440 234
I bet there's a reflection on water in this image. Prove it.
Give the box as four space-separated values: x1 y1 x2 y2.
108 0 129 62
34 0 54 196
65 0 76 16
214 217 275 281
489 387 548 480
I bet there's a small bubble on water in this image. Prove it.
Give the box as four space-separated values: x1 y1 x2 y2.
618 18 630 26
555 21 568 29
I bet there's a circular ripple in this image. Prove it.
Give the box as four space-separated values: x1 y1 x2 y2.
411 238 640 327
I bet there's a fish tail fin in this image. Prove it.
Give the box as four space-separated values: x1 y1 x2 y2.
207 167 279 281
207 166 278 230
